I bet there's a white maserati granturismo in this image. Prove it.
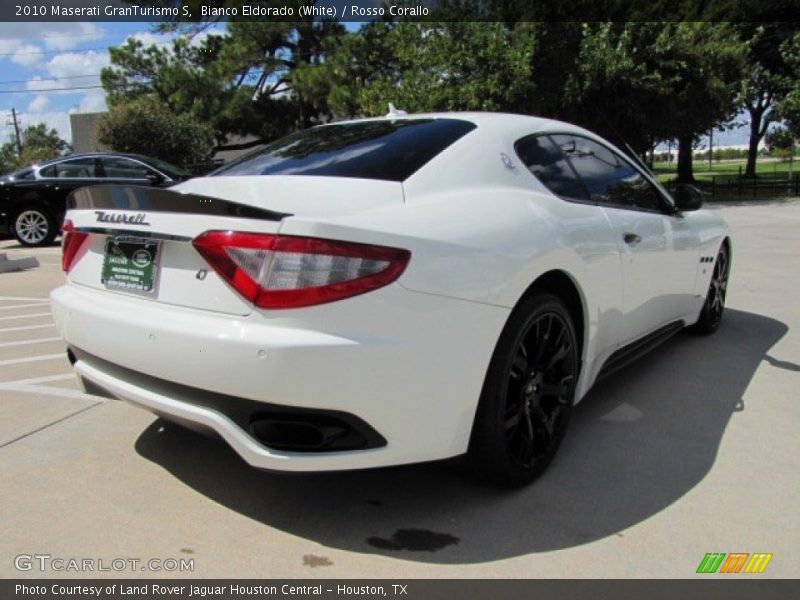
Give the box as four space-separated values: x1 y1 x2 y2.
51 112 731 486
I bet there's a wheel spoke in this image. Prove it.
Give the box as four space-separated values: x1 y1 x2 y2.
541 340 570 373
532 314 553 366
504 399 522 432
516 433 534 464
509 344 528 379
504 410 521 433
522 404 534 441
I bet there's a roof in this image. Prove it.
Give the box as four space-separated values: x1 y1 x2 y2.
327 111 593 139
320 111 608 150
34 151 155 166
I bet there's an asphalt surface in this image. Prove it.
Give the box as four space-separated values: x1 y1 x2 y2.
0 201 798 579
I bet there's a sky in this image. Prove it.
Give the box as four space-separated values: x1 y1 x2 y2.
0 21 224 146
0 21 754 149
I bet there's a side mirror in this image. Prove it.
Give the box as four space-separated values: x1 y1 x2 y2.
673 184 703 212
145 172 166 186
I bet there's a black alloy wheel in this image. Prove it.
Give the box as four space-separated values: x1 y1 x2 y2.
469 293 579 486
692 243 730 335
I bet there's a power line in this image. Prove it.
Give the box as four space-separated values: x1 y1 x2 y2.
0 32 106 40
0 74 101 86
0 46 109 57
0 85 104 94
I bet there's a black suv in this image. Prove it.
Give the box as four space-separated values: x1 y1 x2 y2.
0 152 189 246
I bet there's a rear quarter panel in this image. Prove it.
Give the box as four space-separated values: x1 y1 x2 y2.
279 183 623 402
683 208 731 296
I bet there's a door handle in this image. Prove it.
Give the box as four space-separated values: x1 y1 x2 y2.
623 232 642 245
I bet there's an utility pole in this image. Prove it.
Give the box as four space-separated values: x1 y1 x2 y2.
9 107 22 154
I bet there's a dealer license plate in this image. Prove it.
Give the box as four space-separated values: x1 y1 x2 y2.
101 237 161 294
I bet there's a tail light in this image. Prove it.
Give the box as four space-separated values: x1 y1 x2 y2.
61 219 89 273
192 231 410 309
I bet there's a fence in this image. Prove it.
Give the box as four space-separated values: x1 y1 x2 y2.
665 172 800 200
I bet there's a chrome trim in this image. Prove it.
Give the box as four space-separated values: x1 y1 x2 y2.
75 227 192 242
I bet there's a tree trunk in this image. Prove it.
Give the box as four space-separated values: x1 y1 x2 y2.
744 105 767 179
677 135 695 184
744 124 761 179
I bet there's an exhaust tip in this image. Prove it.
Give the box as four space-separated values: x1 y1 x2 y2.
248 413 371 452
250 420 331 450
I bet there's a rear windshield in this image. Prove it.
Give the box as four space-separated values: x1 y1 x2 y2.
213 118 476 182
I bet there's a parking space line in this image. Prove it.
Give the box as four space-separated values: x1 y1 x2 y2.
0 337 61 348
0 303 51 310
0 313 51 321
5 373 74 385
0 324 55 333
0 382 102 403
0 353 65 367
0 402 103 450
0 296 49 302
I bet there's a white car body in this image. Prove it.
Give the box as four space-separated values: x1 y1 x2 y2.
51 112 729 473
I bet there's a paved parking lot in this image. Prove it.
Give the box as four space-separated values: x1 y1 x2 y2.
1 201 798 579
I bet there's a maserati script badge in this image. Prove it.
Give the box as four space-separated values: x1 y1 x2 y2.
94 211 151 226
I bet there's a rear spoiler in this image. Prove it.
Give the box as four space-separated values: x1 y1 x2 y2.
67 185 292 222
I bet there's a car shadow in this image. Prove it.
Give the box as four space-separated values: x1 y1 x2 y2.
135 308 786 563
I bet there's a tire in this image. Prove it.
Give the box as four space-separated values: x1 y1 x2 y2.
12 206 57 247
690 242 730 335
468 293 579 487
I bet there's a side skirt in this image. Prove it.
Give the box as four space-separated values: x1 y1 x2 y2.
596 320 684 382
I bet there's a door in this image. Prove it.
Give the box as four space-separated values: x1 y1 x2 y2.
37 156 104 218
99 156 167 186
551 134 700 344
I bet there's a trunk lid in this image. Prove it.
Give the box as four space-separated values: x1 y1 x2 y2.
63 178 404 316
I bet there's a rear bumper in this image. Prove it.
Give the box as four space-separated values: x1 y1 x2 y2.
51 282 509 471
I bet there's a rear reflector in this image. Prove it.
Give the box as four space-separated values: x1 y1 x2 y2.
61 219 89 273
192 231 410 309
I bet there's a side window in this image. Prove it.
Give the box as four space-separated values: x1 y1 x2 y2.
52 158 98 178
553 135 664 212
39 165 56 178
101 157 153 179
515 135 589 202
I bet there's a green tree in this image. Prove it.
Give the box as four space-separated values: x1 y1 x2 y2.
0 142 16 175
662 24 745 183
313 22 537 118
765 127 796 160
735 23 798 178
563 23 680 157
289 22 392 119
101 15 346 144
97 96 215 167
539 22 745 182
776 33 800 139
0 123 70 174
